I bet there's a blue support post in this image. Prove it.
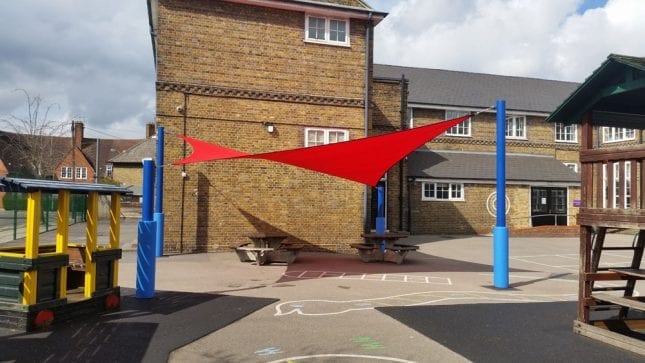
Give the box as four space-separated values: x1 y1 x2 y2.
154 127 165 257
136 158 156 298
493 99 509 288
376 184 385 252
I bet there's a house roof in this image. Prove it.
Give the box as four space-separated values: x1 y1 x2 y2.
408 150 580 185
82 138 141 170
374 64 580 114
109 138 156 164
546 54 645 128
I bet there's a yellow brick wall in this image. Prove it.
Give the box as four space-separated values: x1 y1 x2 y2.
157 0 367 99
155 1 374 252
112 165 143 187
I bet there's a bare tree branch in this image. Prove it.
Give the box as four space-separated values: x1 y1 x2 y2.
0 89 68 178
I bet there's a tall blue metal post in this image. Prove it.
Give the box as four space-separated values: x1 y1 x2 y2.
494 99 509 288
154 127 165 257
376 184 386 252
136 158 157 298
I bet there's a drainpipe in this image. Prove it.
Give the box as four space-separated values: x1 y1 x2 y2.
363 12 373 233
398 75 407 231
180 93 188 253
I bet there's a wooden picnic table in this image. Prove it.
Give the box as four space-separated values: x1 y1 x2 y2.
234 232 301 265
350 231 418 264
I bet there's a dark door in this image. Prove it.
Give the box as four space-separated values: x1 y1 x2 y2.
369 179 387 231
531 187 567 226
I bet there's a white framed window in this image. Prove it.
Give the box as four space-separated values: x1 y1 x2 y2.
422 182 464 201
105 164 113 178
602 162 631 208
444 110 471 137
61 166 73 179
75 167 87 180
305 15 349 46
603 127 635 143
564 162 578 173
305 128 348 147
505 115 526 139
555 123 577 143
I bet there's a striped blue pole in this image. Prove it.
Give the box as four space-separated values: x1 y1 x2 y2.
493 99 509 288
154 127 165 257
136 158 157 298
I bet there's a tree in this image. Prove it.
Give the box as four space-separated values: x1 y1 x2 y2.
0 89 68 178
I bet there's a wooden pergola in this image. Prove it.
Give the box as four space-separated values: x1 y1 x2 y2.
547 54 645 354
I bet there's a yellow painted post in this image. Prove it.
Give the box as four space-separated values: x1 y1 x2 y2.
22 191 41 305
56 190 70 299
109 192 121 287
84 192 99 298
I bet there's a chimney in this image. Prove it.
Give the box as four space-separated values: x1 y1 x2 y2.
73 121 84 148
146 123 156 139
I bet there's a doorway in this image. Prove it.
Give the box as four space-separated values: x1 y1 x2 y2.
531 187 567 226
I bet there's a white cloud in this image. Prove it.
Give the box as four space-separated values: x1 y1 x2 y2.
374 0 645 82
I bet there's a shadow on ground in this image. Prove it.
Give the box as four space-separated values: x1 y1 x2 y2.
275 248 537 284
0 288 276 363
376 301 643 362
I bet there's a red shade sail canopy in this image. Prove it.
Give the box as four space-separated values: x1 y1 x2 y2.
175 115 470 187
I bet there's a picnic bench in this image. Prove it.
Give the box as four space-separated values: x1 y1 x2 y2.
233 232 302 265
350 231 418 264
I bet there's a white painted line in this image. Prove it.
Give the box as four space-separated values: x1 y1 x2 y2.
267 354 416 363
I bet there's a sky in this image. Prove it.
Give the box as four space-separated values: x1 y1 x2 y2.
0 0 644 140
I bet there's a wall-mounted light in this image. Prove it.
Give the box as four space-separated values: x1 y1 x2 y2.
262 121 275 133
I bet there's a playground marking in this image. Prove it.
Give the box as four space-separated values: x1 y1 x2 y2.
282 271 451 285
274 290 576 316
267 354 416 363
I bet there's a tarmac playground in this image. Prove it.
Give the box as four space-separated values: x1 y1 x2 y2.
0 219 643 362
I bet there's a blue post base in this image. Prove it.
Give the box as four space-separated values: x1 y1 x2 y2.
136 220 157 298
154 212 165 257
376 216 386 252
493 226 509 288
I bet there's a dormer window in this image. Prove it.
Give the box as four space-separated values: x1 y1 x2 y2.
305 15 349 46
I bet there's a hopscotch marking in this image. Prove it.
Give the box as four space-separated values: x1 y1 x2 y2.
282 270 451 285
274 290 576 316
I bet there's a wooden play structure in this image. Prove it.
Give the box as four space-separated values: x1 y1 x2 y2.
0 177 130 331
547 54 645 354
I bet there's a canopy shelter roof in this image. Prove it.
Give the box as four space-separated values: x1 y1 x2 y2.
408 150 580 185
176 115 471 186
0 177 132 195
546 54 645 128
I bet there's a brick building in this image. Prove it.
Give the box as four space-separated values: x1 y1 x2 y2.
147 0 599 252
374 65 583 234
147 0 388 253
55 122 140 184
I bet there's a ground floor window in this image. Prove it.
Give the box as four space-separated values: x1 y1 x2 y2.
422 182 464 201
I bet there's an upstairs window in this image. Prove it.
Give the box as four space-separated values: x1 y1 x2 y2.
603 127 635 143
305 128 348 147
505 115 526 139
305 15 349 46
555 123 577 143
75 167 87 180
105 164 113 178
61 166 73 179
444 110 471 137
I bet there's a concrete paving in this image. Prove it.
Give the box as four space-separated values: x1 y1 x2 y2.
1 219 643 362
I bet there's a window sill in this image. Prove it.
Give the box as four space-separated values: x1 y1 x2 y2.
304 39 351 47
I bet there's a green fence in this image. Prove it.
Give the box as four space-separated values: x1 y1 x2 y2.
0 192 87 242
